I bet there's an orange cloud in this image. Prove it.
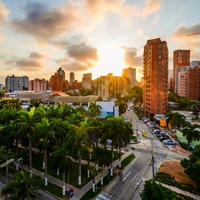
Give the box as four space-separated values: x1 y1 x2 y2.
0 2 9 25
143 0 161 17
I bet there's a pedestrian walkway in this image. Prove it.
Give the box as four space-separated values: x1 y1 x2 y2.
70 150 133 200
18 149 132 200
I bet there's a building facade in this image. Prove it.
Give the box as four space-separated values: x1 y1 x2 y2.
122 67 136 91
143 38 168 115
29 78 49 92
70 72 75 86
82 73 92 89
187 62 200 100
173 50 190 93
178 71 188 97
5 75 29 92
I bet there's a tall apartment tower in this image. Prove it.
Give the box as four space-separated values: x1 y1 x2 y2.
122 67 136 91
5 75 29 92
82 73 92 89
70 72 75 86
187 61 200 100
57 67 65 80
143 38 168 116
173 50 190 93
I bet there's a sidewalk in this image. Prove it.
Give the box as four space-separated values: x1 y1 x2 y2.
19 149 132 200
71 150 133 200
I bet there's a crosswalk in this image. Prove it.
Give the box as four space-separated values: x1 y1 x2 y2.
96 194 110 200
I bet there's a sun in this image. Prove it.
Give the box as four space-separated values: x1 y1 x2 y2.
91 43 125 78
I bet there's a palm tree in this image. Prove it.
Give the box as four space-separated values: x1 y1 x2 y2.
182 122 200 148
93 147 111 187
88 118 103 148
1 170 42 200
67 119 88 185
88 102 102 117
166 112 186 130
33 117 55 186
16 107 43 174
51 143 72 196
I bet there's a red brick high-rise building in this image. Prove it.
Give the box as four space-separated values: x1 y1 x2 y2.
187 64 200 100
143 38 168 116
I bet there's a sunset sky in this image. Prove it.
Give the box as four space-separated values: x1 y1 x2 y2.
0 0 200 84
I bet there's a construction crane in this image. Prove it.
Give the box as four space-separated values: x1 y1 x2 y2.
185 32 200 37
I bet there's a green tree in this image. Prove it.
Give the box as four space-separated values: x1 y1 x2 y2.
140 179 180 200
93 147 111 186
166 112 186 129
51 142 72 196
17 107 43 173
181 145 200 183
1 170 42 200
67 119 88 185
33 117 55 186
88 102 102 117
181 122 200 148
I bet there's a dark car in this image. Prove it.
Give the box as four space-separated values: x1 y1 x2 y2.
156 132 167 137
160 135 170 141
163 139 176 145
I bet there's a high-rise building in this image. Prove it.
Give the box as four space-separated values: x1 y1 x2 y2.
57 67 65 80
70 72 75 86
97 73 124 99
5 75 29 92
143 38 168 116
178 71 188 97
82 73 92 89
49 73 63 92
187 61 200 100
173 50 190 93
29 78 49 92
122 67 136 92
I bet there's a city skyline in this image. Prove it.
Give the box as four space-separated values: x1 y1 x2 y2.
0 0 200 84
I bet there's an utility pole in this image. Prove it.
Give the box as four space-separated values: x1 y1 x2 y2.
151 138 155 181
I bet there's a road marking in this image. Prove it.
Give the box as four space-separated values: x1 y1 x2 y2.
98 194 110 200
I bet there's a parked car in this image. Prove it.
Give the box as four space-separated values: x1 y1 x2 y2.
160 134 170 141
153 129 161 134
163 139 176 145
156 131 166 137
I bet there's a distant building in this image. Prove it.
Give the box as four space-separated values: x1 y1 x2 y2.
71 80 82 90
29 78 49 92
173 49 190 93
143 38 168 116
187 63 200 100
178 71 188 97
70 72 75 86
122 67 136 91
82 73 92 89
5 75 29 92
57 67 65 80
0 84 3 90
49 73 63 92
97 73 124 99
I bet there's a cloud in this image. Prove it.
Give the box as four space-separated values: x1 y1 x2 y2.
84 0 126 20
67 43 98 64
123 47 143 67
57 58 89 71
0 2 9 25
172 24 200 38
143 0 161 17
10 2 82 40
14 52 47 71
56 43 98 72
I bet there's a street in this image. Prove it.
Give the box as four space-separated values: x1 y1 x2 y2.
95 108 188 200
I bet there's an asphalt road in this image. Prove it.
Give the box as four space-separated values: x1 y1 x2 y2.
95 108 188 200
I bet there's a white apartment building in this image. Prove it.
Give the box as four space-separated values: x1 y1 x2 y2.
5 75 29 92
